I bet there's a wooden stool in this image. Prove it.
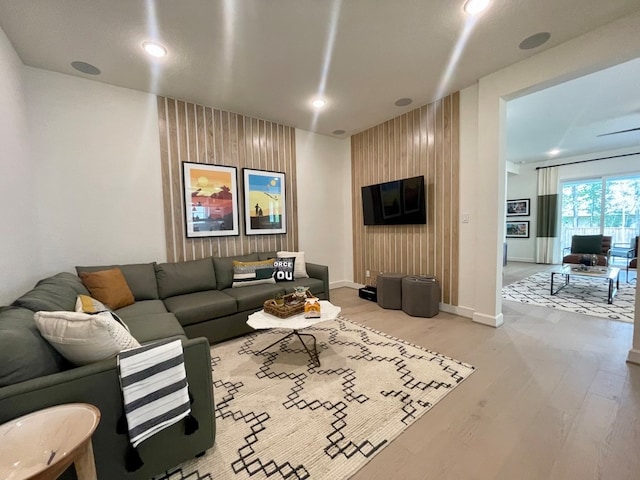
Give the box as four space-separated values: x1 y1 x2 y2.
376 273 405 309
402 276 440 318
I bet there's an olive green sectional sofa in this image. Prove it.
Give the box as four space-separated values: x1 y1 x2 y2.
0 251 329 479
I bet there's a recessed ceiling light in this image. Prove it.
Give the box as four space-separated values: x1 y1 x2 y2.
142 41 167 58
463 0 491 15
548 148 561 156
70 61 101 75
519 32 551 50
394 98 413 107
332 129 346 135
311 98 327 109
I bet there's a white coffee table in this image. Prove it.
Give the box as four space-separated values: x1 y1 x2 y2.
551 265 621 304
247 300 341 367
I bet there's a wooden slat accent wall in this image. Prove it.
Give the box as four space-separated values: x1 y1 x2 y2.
351 93 459 305
157 97 298 262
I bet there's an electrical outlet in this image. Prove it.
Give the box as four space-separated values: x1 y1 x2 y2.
365 270 370 277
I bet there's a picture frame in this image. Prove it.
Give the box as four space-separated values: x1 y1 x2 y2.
182 162 239 237
506 220 530 238
243 168 286 235
506 198 530 216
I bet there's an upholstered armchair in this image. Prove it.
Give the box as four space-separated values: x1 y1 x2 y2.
562 234 612 267
627 235 638 282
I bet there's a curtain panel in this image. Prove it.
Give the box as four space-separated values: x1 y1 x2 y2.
536 167 559 263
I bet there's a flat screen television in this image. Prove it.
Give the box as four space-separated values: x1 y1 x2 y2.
361 176 426 225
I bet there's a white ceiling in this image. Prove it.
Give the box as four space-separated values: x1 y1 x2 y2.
506 56 640 164
1 0 640 162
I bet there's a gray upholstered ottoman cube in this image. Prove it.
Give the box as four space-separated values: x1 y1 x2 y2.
401 276 440 317
376 273 405 309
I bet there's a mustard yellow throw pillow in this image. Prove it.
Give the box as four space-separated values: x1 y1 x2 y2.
78 268 135 310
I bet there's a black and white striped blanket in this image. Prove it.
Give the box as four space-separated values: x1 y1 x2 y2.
117 338 191 447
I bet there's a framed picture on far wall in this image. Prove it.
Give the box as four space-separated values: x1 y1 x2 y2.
506 220 530 238
243 168 286 235
506 198 530 216
182 162 239 237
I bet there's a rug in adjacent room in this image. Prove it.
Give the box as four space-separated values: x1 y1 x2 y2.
155 317 475 480
502 272 635 323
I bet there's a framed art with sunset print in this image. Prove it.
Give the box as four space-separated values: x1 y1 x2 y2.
182 162 239 237
243 168 286 235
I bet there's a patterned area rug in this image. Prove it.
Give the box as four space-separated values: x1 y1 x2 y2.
155 317 474 480
502 272 636 323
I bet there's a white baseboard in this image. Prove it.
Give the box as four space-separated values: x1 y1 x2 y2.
438 303 474 319
627 348 640 366
472 311 504 327
330 281 361 290
507 257 536 263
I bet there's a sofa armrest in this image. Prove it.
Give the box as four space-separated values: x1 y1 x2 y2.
0 337 215 480
306 262 330 301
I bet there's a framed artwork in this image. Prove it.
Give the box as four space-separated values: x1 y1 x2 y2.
182 162 239 237
506 198 530 216
243 168 286 235
506 220 530 238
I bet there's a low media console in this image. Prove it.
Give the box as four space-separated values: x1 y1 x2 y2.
358 285 377 302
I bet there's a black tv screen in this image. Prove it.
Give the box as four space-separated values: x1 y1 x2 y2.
361 176 426 225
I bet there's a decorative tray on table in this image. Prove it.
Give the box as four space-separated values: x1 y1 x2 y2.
263 291 314 318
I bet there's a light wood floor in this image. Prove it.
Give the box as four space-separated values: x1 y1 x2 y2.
329 273 639 480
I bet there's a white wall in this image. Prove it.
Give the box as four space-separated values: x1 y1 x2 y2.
459 10 640 327
2 63 352 304
505 170 538 262
295 129 353 287
23 67 167 276
0 27 41 304
506 148 640 263
457 84 479 317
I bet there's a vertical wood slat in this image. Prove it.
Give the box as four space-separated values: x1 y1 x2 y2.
351 93 460 305
157 96 298 262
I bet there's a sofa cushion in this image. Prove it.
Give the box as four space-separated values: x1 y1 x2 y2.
13 273 90 312
258 251 278 261
277 251 309 278
34 310 140 366
0 307 68 387
223 284 285 311
78 268 135 310
163 290 238 326
232 259 276 288
115 300 169 319
281 277 326 297
213 253 259 290
126 313 187 343
155 258 217 299
571 234 603 254
76 263 159 300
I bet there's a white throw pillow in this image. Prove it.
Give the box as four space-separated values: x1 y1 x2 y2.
277 251 309 279
34 310 140 366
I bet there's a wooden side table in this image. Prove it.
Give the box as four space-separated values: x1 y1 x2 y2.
0 403 101 480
